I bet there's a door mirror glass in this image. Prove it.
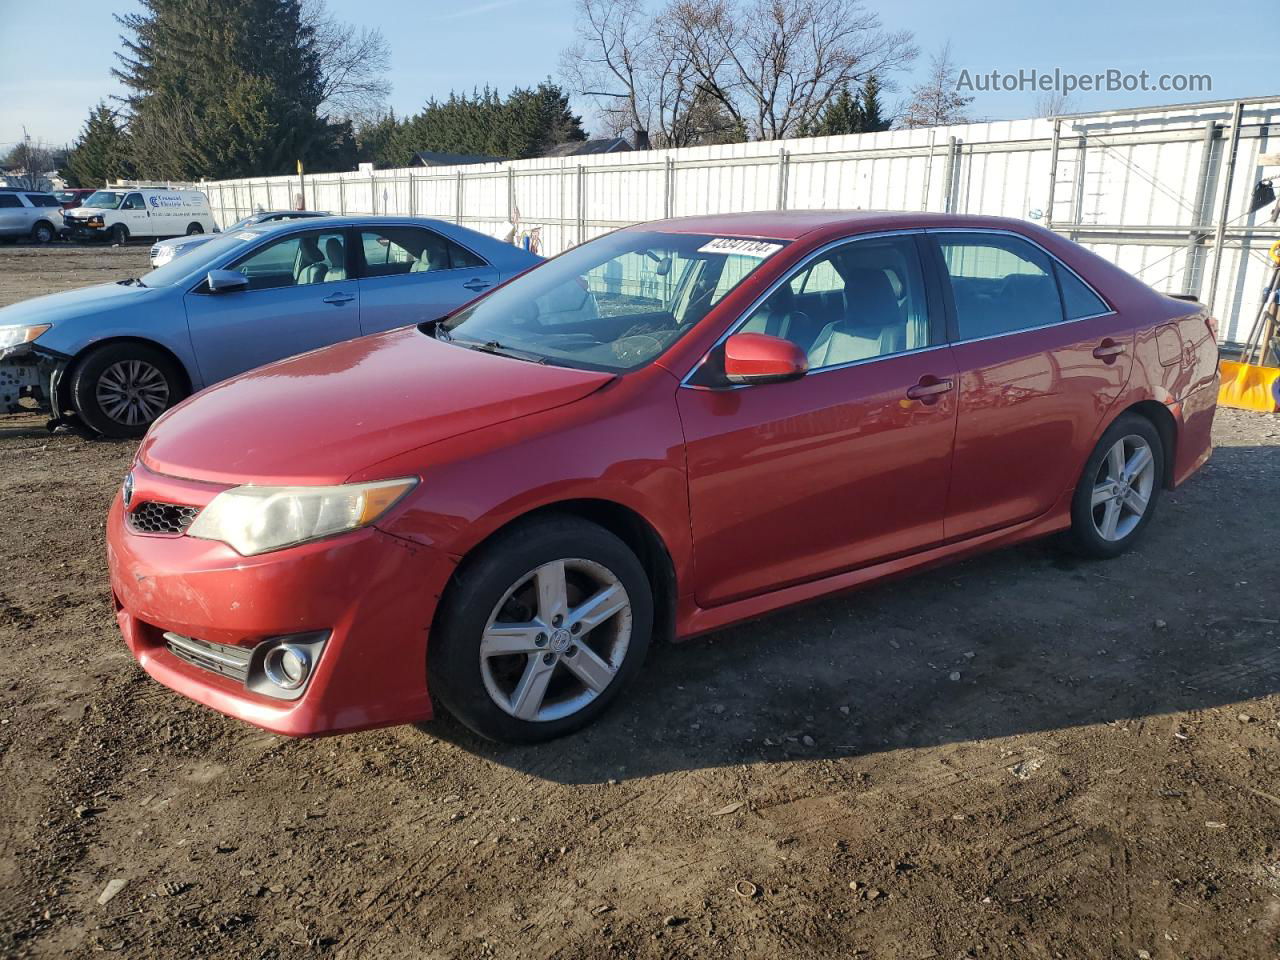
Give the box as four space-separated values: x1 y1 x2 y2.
206 269 250 293
722 332 808 385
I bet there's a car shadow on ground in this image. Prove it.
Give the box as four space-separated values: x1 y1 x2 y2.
424 441 1280 784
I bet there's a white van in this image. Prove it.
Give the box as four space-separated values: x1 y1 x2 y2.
64 188 218 245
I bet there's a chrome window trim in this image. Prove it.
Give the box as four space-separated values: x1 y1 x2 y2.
679 228 931 388
925 227 1117 337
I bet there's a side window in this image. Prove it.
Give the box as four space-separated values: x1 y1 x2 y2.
358 226 487 278
123 193 146 210
24 194 59 208
740 234 931 370
937 233 1064 339
0 195 22 208
1055 262 1109 320
230 230 347 290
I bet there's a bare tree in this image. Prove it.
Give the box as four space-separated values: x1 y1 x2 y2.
302 0 392 122
1034 90 1075 119
560 0 702 146
668 0 916 140
4 129 57 190
901 42 972 128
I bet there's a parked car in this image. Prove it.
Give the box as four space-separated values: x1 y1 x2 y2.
53 188 97 210
0 189 64 243
103 211 1220 743
0 216 540 433
63 188 218 244
150 210 333 267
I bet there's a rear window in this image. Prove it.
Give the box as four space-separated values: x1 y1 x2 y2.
0 195 21 208
24 194 61 207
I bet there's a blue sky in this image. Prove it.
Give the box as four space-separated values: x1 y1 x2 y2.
0 0 1272 153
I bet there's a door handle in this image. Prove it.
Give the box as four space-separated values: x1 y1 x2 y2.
322 292 355 305
905 376 954 404
1092 339 1126 361
462 278 492 292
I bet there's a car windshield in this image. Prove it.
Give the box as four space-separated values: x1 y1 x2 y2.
54 191 76 203
440 230 786 372
143 230 259 286
83 191 125 209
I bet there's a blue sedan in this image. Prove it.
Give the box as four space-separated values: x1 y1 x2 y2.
0 217 542 436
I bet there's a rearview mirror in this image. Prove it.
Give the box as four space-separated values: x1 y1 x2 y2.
722 332 808 385
206 269 249 293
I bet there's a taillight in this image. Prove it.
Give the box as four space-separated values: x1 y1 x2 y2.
1204 315 1218 341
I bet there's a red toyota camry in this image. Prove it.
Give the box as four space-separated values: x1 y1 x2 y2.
106 211 1219 743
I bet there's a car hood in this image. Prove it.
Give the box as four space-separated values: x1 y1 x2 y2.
155 234 214 252
139 326 616 485
0 281 155 330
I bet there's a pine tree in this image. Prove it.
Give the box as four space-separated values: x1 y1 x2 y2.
859 75 890 132
808 85 864 137
65 103 132 187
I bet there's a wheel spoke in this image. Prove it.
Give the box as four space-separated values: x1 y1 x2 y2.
1091 483 1114 508
1123 444 1152 482
569 583 627 634
1125 487 1149 515
534 560 569 625
1106 441 1125 481
1099 498 1122 539
563 644 616 693
509 655 556 720
480 623 544 658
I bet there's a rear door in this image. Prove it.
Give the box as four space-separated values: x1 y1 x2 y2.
928 230 1133 540
0 194 25 235
677 232 958 607
183 227 360 385
354 224 499 334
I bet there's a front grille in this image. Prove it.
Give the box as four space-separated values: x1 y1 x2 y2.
128 501 200 535
164 632 252 683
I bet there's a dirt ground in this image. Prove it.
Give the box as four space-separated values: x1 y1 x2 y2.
1 241 1279 960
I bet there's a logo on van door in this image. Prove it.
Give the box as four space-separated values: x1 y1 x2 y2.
149 194 184 209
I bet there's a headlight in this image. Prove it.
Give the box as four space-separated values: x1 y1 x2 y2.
153 247 174 265
0 323 51 358
187 478 417 556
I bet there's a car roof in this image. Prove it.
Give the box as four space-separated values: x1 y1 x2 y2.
633 210 1049 241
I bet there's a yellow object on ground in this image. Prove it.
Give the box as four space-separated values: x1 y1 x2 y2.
1218 359 1280 412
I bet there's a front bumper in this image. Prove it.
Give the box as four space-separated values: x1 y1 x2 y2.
106 464 458 736
66 221 110 240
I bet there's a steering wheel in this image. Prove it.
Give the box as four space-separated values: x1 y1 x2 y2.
611 333 665 365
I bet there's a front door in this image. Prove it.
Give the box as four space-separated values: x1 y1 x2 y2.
183 227 360 387
354 224 499 334
929 231 1134 540
121 192 151 237
677 232 958 607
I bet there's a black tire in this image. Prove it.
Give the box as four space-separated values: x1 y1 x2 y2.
69 342 186 439
186 222 204 235
1061 412 1164 559
30 221 55 244
429 516 653 744
110 223 129 245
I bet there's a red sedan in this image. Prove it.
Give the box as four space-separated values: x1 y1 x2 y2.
106 211 1219 743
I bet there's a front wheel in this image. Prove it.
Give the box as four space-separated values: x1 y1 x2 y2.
70 343 185 438
110 224 129 245
1062 413 1164 558
31 221 55 244
429 517 653 743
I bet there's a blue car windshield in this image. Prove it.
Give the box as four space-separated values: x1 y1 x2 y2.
440 230 786 372
144 231 258 286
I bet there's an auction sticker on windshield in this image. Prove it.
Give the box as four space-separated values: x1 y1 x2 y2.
697 238 783 258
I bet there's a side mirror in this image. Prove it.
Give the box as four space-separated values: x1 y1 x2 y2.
722 332 808 385
206 269 249 293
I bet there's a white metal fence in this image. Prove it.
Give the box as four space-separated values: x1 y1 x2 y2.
198 96 1280 345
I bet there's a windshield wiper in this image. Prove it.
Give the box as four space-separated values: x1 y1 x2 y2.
117 277 146 288
450 337 548 364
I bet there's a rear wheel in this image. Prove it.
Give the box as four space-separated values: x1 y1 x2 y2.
1062 413 1163 558
30 221 54 244
429 516 653 743
185 222 204 235
70 343 185 438
110 223 129 245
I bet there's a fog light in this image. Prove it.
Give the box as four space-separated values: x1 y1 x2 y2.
263 643 311 690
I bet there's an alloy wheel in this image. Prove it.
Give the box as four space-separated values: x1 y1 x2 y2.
479 558 632 723
1090 434 1156 541
95 360 171 427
